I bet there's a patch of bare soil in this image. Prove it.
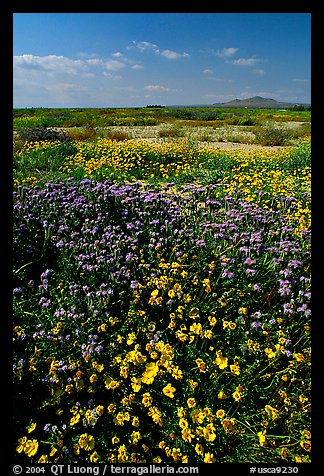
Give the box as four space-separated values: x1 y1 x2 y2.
195 140 288 152
140 136 288 152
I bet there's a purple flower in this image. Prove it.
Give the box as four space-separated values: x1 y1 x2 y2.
251 321 262 330
221 269 234 279
244 257 256 266
246 268 256 275
283 303 293 314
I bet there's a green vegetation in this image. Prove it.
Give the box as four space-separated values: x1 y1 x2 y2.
13 106 311 464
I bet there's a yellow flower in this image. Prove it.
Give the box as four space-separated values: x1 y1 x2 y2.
301 430 311 440
127 333 136 345
148 406 163 426
142 392 153 407
183 293 192 303
168 289 176 299
131 431 142 444
142 362 159 384
89 373 97 383
293 353 304 362
118 444 128 462
217 390 227 399
258 430 267 447
16 436 28 453
190 322 203 335
216 409 225 419
107 403 116 413
196 358 207 372
27 422 36 433
78 433 95 451
191 409 205 425
182 427 195 443
264 347 276 359
179 418 188 429
24 439 39 457
203 423 216 442
265 405 279 420
70 413 81 426
208 316 217 326
195 443 204 455
204 452 216 463
50 446 58 457
232 391 242 401
162 383 176 398
132 416 140 427
90 451 99 462
98 323 107 332
300 440 311 452
214 351 228 369
230 364 241 375
187 397 196 408
239 307 248 315
96 405 104 416
131 377 142 392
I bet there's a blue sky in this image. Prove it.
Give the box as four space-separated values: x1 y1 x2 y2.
13 13 311 108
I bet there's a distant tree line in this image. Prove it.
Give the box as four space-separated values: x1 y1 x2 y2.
145 105 165 108
292 104 311 111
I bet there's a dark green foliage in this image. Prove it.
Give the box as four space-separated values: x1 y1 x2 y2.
19 126 72 143
254 127 292 146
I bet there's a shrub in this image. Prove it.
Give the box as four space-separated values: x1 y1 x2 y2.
19 126 72 144
104 129 132 141
254 127 292 146
158 125 184 138
67 126 98 141
238 116 257 126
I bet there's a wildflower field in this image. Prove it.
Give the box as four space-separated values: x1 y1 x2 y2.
13 109 311 464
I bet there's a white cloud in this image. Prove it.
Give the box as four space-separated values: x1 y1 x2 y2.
104 59 125 70
205 76 234 83
102 71 122 80
112 52 123 57
85 59 103 66
144 85 171 92
203 47 238 58
131 64 144 70
228 56 265 66
144 84 179 92
161 49 190 59
202 69 213 74
14 54 88 76
127 40 160 54
127 41 189 60
215 47 238 58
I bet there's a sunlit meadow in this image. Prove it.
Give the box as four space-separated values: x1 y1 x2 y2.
13 125 311 464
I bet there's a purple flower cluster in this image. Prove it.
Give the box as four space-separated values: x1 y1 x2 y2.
13 179 311 377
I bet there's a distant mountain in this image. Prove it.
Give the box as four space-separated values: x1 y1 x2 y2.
212 96 308 109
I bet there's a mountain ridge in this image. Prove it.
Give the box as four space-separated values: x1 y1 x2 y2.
212 96 309 109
